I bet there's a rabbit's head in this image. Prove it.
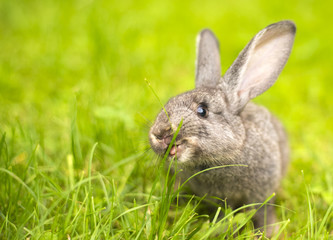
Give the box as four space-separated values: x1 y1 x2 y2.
149 21 295 168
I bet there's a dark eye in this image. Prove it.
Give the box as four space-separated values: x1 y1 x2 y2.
197 103 209 118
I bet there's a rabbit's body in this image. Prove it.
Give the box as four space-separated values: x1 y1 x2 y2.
149 21 295 236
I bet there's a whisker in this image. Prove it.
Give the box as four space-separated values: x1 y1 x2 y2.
137 136 151 147
141 146 153 156
136 112 153 127
152 154 161 168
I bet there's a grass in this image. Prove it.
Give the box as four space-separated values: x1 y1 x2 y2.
0 0 332 239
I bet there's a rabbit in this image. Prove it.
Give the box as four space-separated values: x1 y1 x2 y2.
149 20 296 237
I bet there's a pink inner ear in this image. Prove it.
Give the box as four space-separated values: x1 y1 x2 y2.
238 31 293 99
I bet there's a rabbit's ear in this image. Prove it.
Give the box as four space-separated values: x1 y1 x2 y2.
222 21 296 113
195 29 222 88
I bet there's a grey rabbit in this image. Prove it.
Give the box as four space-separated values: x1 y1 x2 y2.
149 20 296 236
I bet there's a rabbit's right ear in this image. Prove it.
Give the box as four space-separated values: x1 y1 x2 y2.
222 21 296 114
195 29 222 88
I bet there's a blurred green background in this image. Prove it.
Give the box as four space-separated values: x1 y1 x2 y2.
0 0 332 238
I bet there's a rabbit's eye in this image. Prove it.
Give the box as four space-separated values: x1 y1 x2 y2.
197 104 208 118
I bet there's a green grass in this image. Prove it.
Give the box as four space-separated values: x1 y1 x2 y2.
0 0 332 239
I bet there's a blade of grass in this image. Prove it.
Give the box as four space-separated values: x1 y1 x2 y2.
303 170 314 239
88 142 98 194
112 203 154 222
145 78 171 127
317 202 333 237
71 97 82 165
271 219 290 240
0 132 8 165
0 168 45 209
231 193 276 236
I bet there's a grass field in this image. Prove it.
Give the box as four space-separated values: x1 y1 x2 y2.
0 0 332 239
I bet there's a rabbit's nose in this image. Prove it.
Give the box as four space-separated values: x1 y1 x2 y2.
155 133 172 144
163 135 172 145
154 128 173 147
154 126 171 139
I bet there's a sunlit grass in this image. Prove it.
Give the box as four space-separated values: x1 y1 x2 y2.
0 0 332 239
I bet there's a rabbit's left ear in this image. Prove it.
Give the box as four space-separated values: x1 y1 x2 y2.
195 29 222 88
222 21 296 114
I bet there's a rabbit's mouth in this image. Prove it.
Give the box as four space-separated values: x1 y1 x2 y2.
168 144 184 157
149 130 190 161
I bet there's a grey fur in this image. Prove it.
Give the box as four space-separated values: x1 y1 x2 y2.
195 29 221 88
149 20 295 237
